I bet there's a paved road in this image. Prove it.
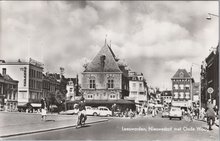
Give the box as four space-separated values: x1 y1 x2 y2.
4 116 218 141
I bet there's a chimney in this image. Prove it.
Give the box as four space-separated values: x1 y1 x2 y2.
2 68 6 75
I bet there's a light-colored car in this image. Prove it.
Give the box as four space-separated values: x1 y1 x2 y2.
162 110 170 118
169 107 182 120
97 106 111 117
85 106 99 116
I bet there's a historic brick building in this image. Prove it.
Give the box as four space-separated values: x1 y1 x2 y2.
81 42 132 109
171 69 194 108
201 45 219 108
0 71 18 111
161 90 172 104
0 59 43 109
126 71 148 105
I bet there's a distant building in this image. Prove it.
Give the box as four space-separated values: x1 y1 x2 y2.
171 69 194 108
80 41 133 110
42 73 60 100
126 71 148 105
66 76 79 101
161 90 172 104
192 82 200 106
0 72 18 111
0 58 43 110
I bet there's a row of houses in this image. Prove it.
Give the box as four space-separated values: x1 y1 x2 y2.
1 42 208 112
0 59 79 112
149 69 200 110
67 41 149 111
0 41 149 112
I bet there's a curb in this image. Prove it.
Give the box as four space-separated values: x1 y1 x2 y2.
0 118 109 138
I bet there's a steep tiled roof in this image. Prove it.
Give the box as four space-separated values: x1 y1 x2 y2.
2 74 14 81
0 73 18 83
84 43 121 72
172 69 191 79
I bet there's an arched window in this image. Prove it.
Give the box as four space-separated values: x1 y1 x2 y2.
89 77 96 89
107 77 114 89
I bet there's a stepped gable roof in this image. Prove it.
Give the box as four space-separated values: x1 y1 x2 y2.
172 69 191 79
84 43 122 72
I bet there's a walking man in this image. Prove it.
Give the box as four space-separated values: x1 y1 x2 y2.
111 103 116 117
41 98 47 121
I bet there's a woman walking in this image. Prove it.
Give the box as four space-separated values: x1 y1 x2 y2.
41 98 47 121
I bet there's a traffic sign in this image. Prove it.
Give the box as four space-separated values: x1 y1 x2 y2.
207 87 214 94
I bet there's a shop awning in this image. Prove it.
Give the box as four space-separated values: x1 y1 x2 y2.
31 103 41 108
50 105 57 108
66 99 135 105
85 99 134 105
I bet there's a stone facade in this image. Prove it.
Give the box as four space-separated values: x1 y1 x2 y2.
82 72 122 100
81 42 129 101
171 69 194 107
126 72 148 104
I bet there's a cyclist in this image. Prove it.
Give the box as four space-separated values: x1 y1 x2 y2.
75 95 87 128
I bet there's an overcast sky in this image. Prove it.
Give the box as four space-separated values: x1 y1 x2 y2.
0 1 219 90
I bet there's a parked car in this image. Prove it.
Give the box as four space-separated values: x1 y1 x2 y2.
85 106 99 116
98 106 111 117
162 109 170 118
169 106 182 120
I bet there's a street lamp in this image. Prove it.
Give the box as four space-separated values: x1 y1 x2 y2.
206 13 219 20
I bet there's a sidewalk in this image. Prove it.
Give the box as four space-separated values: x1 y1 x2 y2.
0 112 108 138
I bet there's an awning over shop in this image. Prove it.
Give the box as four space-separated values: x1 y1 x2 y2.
50 105 57 108
172 101 190 107
17 103 41 108
85 99 135 105
66 99 135 105
17 103 32 108
31 103 41 108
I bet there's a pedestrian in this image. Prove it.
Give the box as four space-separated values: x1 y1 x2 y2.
41 98 47 121
187 107 193 122
128 109 133 119
111 103 116 117
214 105 218 119
142 108 146 116
205 103 216 130
152 106 156 117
